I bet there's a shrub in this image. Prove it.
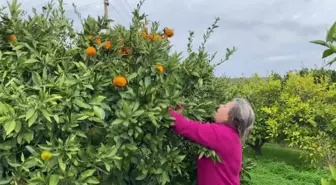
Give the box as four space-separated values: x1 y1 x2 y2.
0 0 238 184
233 73 282 155
277 72 336 166
240 157 255 185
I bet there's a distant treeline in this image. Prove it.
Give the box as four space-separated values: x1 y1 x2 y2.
225 68 336 83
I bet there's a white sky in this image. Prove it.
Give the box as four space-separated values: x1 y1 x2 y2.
1 0 336 77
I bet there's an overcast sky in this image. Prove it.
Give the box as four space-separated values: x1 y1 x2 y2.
1 0 336 77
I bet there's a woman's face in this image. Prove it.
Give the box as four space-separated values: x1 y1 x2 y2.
214 102 233 123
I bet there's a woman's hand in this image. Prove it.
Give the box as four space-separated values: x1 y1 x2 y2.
168 104 184 111
168 106 174 111
176 104 184 110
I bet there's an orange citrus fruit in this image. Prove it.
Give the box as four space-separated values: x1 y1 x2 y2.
41 151 52 161
164 28 174 37
86 46 96 56
95 38 102 45
8 34 17 42
156 64 164 74
103 41 112 49
113 76 127 87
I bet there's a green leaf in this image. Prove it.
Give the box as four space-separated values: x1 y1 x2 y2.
198 78 203 87
125 144 138 151
198 151 205 159
93 106 105 120
49 175 60 185
331 45 336 53
77 115 89 121
85 177 100 184
75 130 87 138
40 109 52 122
0 140 15 150
58 157 66 171
74 99 91 109
25 109 35 121
26 146 39 156
191 71 200 77
161 171 170 184
133 110 144 117
310 40 329 47
14 121 22 132
327 22 336 42
323 49 335 58
46 121 53 130
90 96 106 105
104 162 111 172
128 72 138 81
24 59 39 64
80 169 96 179
54 115 60 123
7 160 20 168
32 72 42 86
111 119 123 125
28 112 38 127
23 131 34 143
28 176 44 185
20 153 25 163
154 168 163 175
321 178 329 185
144 76 151 88
148 114 158 127
106 146 119 158
327 57 336 66
330 165 336 179
84 84 94 90
175 155 185 162
4 120 16 135
136 173 147 181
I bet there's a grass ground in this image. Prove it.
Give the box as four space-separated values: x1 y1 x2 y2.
243 143 329 185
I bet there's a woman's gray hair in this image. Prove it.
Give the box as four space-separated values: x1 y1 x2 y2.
228 98 255 140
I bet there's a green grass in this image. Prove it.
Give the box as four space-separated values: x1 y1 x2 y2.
243 143 329 185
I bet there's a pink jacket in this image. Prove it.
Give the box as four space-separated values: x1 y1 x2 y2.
170 110 242 185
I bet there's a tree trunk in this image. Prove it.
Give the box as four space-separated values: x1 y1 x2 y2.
246 139 265 156
254 145 262 156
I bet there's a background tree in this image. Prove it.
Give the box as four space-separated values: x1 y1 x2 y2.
276 72 336 166
233 74 282 155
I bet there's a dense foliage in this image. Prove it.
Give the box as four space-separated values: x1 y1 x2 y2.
284 68 336 83
233 74 282 155
0 0 240 185
1 0 335 184
221 70 336 166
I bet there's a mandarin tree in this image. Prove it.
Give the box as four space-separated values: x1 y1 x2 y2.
233 74 282 155
276 72 336 166
234 72 336 163
0 0 238 185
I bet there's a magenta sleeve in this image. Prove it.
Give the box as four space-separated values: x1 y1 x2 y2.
170 110 220 150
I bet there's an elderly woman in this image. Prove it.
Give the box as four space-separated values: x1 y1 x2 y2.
169 98 255 185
